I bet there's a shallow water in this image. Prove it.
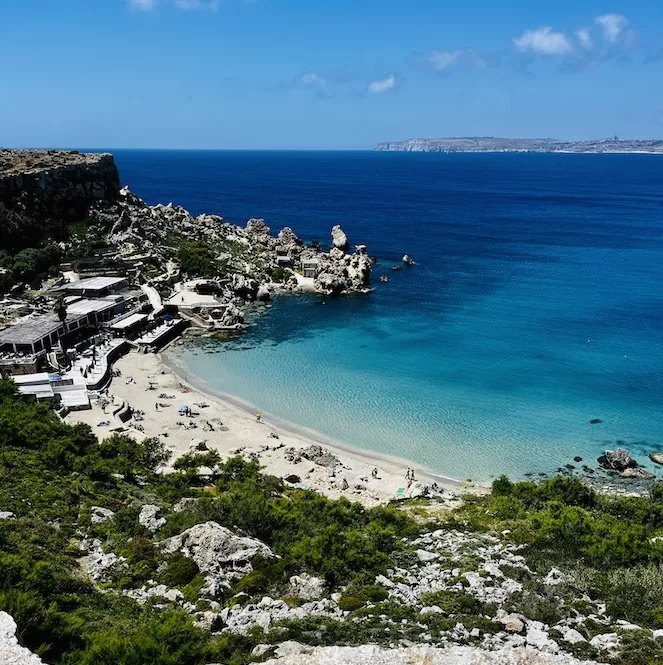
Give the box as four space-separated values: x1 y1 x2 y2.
114 150 663 481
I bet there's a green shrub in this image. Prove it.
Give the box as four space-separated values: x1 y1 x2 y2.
161 553 200 588
337 596 365 612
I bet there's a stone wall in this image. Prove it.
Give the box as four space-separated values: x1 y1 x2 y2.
0 149 121 222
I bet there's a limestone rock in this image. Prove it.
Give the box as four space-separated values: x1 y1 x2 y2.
161 521 274 595
0 611 45 665
331 225 349 251
650 452 663 465
620 467 654 479
301 445 340 468
257 283 271 301
139 504 166 532
0 511 15 520
172 497 198 513
499 614 525 633
77 538 127 583
260 643 601 665
288 573 326 599
231 274 259 301
246 218 272 243
90 506 115 524
276 227 302 256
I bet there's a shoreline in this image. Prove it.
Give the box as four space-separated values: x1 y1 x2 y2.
64 346 482 506
160 346 467 492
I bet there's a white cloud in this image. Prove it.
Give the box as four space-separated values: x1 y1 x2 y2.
595 14 629 43
367 74 396 93
128 0 158 10
422 49 486 72
174 0 219 10
298 72 327 88
575 28 593 50
513 26 572 55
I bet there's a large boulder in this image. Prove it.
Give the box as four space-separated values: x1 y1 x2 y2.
246 218 272 244
288 573 326 599
650 452 663 466
231 274 259 301
276 227 302 256
161 521 274 596
598 449 637 472
0 612 45 665
331 225 349 251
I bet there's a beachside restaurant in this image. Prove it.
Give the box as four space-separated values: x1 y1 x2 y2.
0 316 64 356
49 276 129 298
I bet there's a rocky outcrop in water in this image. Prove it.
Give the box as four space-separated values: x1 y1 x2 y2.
314 237 372 295
597 448 646 478
331 225 349 251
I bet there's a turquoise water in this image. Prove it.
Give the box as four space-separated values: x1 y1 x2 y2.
114 150 663 482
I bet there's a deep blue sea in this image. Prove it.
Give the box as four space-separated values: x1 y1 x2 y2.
112 150 663 482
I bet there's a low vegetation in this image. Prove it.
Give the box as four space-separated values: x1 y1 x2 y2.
1 378 663 664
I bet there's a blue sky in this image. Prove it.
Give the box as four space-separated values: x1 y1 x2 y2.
2 0 663 149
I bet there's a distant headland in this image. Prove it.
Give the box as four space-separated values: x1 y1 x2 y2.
375 137 663 154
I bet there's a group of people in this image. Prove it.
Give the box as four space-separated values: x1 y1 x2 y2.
405 467 416 482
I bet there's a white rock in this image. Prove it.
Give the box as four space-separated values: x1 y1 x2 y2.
288 573 325 599
525 623 559 653
331 225 349 250
161 521 274 596
260 643 601 664
614 619 641 631
138 504 166 532
417 549 438 562
561 628 586 644
0 612 45 664
420 606 444 615
544 568 567 586
589 632 620 651
90 506 114 524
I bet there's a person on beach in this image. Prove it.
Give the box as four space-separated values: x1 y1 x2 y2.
411 469 416 481
372 467 378 479
405 468 411 480
256 413 261 422
155 403 159 411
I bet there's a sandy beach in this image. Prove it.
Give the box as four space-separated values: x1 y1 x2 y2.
64 346 481 506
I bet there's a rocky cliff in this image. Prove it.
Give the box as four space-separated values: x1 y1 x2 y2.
375 137 663 154
0 149 120 222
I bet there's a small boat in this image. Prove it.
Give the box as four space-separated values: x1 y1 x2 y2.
380 275 389 283
391 265 401 271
